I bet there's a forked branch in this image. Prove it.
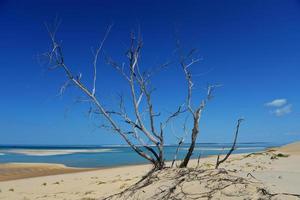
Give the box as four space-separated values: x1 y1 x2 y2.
175 42 221 167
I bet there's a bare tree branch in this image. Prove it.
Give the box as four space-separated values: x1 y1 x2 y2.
196 151 202 168
171 139 183 168
178 43 220 167
215 118 244 169
171 118 188 167
45 22 157 166
91 24 113 96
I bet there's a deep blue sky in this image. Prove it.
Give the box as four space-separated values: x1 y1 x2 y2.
0 0 300 145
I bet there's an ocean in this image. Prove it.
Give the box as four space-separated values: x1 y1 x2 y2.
0 143 281 168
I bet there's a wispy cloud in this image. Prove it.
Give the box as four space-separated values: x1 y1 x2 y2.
265 98 292 117
272 104 292 117
265 99 287 107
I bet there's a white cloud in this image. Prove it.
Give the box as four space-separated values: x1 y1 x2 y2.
272 104 292 117
265 99 287 107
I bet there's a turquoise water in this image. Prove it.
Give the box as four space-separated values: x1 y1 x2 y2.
0 143 280 168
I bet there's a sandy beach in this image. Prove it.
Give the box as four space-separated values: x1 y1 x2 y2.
0 142 299 200
0 163 93 182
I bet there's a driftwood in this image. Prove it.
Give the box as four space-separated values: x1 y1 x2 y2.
101 167 300 200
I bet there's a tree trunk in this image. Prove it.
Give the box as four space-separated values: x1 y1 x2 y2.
179 111 200 168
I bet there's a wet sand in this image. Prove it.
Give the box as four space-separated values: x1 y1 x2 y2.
0 163 92 181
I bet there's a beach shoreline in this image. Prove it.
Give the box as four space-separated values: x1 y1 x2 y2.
0 141 299 199
0 151 265 182
0 142 294 181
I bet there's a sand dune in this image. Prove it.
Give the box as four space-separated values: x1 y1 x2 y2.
181 146 265 151
278 141 300 155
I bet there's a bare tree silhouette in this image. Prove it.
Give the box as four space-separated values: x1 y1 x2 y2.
44 20 238 172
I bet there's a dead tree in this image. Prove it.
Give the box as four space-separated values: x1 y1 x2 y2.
215 118 244 169
177 47 219 168
44 21 184 170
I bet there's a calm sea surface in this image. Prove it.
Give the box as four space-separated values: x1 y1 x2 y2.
0 143 281 168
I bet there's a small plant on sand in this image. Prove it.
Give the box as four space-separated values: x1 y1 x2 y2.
271 153 289 159
277 153 289 157
84 191 94 195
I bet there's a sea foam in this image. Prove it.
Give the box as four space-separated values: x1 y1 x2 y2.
4 149 117 156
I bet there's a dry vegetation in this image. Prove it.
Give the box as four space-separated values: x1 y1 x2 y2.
102 167 299 200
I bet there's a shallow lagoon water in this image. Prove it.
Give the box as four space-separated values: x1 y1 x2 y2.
0 143 280 168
